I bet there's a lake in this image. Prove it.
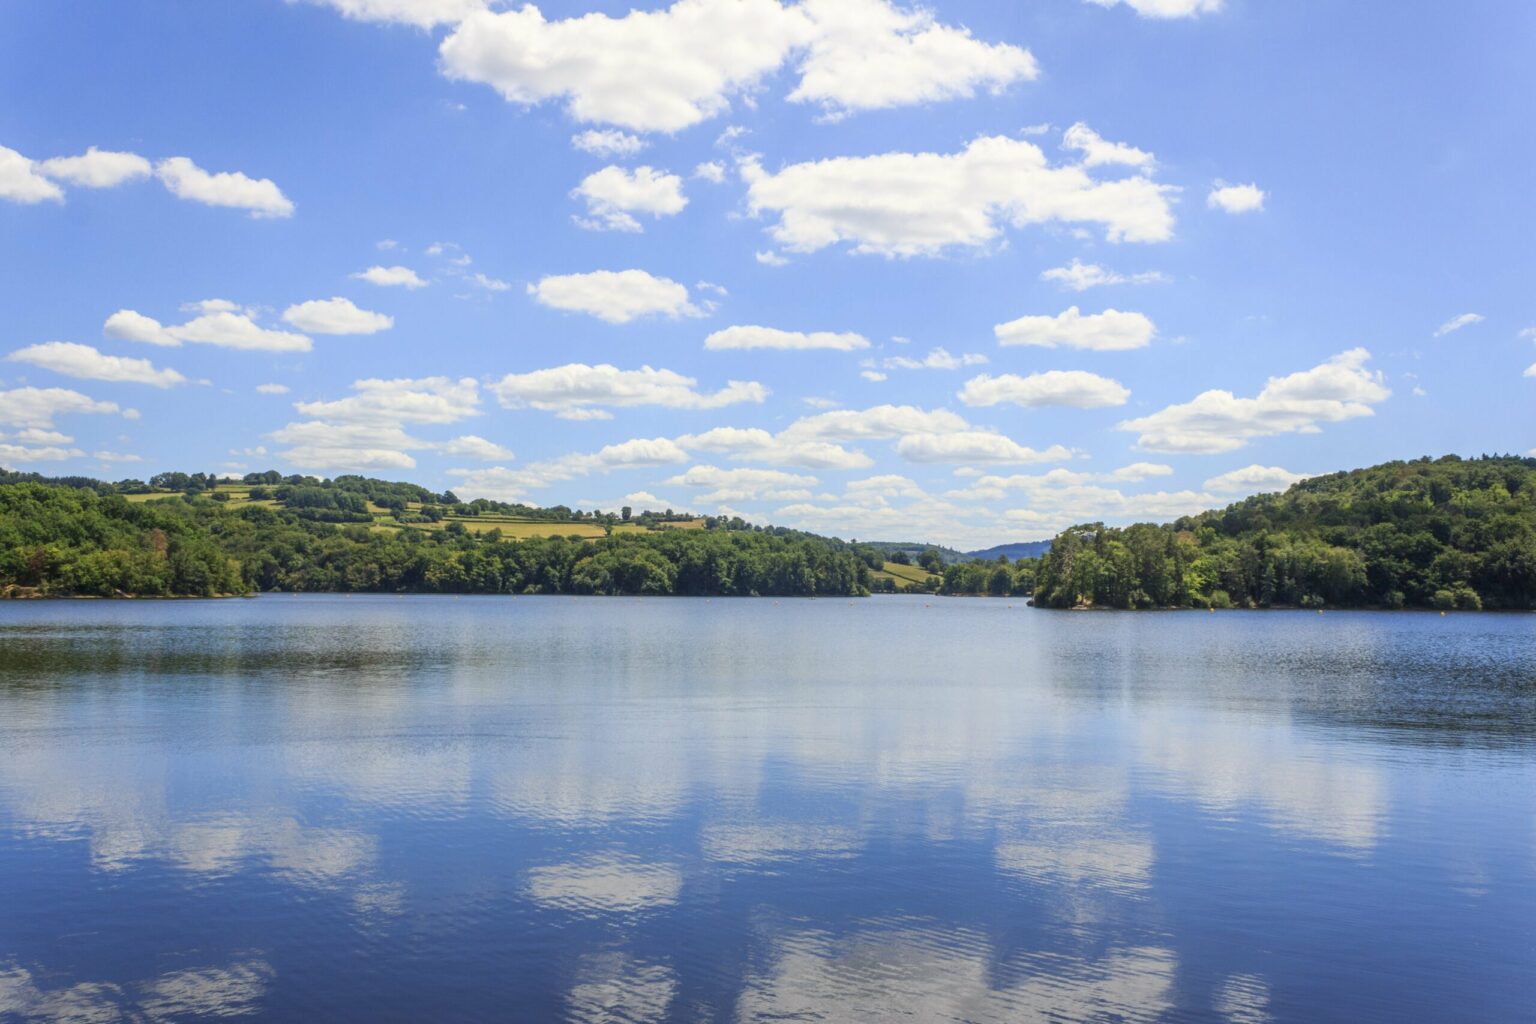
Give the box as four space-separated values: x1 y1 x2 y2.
0 595 1532 1022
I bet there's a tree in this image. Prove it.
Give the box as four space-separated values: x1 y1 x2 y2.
621 506 633 521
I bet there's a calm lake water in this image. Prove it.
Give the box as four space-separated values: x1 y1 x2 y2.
0 595 1532 1022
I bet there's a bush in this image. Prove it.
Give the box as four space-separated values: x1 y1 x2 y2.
1209 589 1234 609
1432 589 1456 610
1452 586 1482 611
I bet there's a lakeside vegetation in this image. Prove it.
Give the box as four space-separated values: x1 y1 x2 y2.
0 469 874 598
1030 456 1536 610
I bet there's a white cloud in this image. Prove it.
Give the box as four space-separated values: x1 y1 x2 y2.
439 434 514 461
1109 462 1174 481
269 420 432 471
6 342 186 388
281 297 394 334
995 306 1156 350
704 325 869 352
1119 348 1390 453
876 347 987 370
105 308 311 352
693 160 726 183
529 270 701 323
754 250 790 267
37 146 152 188
788 0 1037 119
742 135 1175 257
1040 258 1168 292
256 383 290 395
453 437 692 498
571 129 647 157
958 370 1130 409
352 265 426 288
1523 362 1536 379
0 442 85 463
0 387 123 429
295 377 480 424
571 165 687 232
1518 326 1536 341
1086 0 1224 19
895 431 1072 464
1207 181 1266 214
664 465 817 502
470 272 510 292
439 0 813 134
843 474 927 503
860 370 888 381
0 145 64 203
155 157 294 218
489 363 767 413
299 0 489 28
676 426 872 470
1061 122 1154 170
1203 465 1306 493
783 404 968 441
1433 312 1484 337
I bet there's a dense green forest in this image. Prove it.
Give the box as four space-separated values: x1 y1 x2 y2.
0 469 874 598
1030 455 1536 610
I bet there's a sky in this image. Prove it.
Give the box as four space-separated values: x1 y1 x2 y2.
2 0 1533 548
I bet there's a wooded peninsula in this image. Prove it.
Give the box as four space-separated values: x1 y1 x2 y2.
1 455 1531 608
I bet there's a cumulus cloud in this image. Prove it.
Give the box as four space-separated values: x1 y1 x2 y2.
693 160 726 183
452 438 693 499
37 146 152 188
1086 0 1224 18
281 297 394 334
298 0 490 28
351 265 426 288
958 370 1130 409
572 165 687 232
1119 348 1390 453
256 383 290 394
1207 181 1266 214
294 376 480 424
675 426 872 470
1061 122 1154 170
1040 258 1168 292
1203 464 1306 493
704 325 869 351
788 0 1037 119
742 135 1175 257
995 306 1156 350
895 431 1073 464
664 464 817 502
1433 312 1483 337
0 145 65 203
489 363 767 413
0 441 85 463
155 157 294 218
0 387 124 428
6 342 187 388
571 129 647 157
529 269 701 323
875 347 987 370
782 404 968 441
438 0 1033 133
438 434 514 460
105 307 311 352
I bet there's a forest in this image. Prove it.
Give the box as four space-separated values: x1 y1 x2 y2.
1029 455 1536 610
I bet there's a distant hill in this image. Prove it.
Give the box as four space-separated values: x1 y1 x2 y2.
966 541 1052 561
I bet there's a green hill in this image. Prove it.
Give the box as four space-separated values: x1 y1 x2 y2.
1032 455 1536 610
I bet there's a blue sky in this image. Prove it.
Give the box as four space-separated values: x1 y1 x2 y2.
2 0 1533 547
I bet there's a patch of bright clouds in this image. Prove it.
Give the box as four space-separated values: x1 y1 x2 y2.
1040 258 1168 292
155 157 294 218
1061 122 1154 170
1118 348 1390 453
895 431 1073 465
0 145 65 203
281 297 393 335
571 165 687 232
105 306 312 353
1433 312 1483 337
675 426 872 470
297 0 490 29
0 387 127 429
704 326 869 352
693 161 726 183
664 465 817 502
995 306 1156 350
488 363 767 414
352 265 426 288
438 434 514 461
742 135 1175 258
452 438 693 500
875 348 987 371
1084 0 1225 19
1207 181 1266 214
1202 464 1306 493
255 383 290 395
470 273 510 292
437 0 1035 134
294 376 481 424
529 270 702 323
37 147 152 188
571 129 647 158
958 370 1130 409
6 342 187 388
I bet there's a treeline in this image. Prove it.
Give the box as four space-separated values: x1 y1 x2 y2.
0 476 873 598
1032 455 1536 610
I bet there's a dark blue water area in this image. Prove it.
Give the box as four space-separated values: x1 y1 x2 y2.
0 595 1532 1022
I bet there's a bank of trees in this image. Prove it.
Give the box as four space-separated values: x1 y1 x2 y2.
1032 456 1536 610
0 476 872 598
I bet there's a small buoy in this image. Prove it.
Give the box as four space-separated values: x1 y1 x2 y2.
1440 610 1446 617
1318 609 1324 614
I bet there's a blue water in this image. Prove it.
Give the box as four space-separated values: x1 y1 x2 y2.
0 595 1532 1022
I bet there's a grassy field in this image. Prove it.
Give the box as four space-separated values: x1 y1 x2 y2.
871 561 941 591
